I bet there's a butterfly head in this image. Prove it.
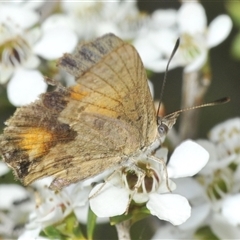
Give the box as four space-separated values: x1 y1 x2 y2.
157 112 180 143
156 97 230 144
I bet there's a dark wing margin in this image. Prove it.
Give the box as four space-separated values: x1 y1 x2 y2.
58 33 125 78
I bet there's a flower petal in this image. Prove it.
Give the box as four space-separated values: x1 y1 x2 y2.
38 206 64 226
147 193 191 225
148 80 154 98
70 184 91 208
207 15 232 48
151 9 177 28
41 14 75 32
173 177 207 201
0 184 29 209
22 55 40 69
152 224 191 239
0 5 39 29
184 50 207 73
178 3 206 34
222 194 240 226
89 183 129 217
157 179 176 193
0 162 9 176
0 66 13 84
133 29 178 72
7 69 47 106
133 36 161 64
197 139 236 174
18 227 42 240
167 140 209 178
179 203 210 231
34 28 78 60
211 213 240 239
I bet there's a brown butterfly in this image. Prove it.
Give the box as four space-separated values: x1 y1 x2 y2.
0 33 229 190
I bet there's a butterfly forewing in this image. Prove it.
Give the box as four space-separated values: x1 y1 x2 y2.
0 33 157 189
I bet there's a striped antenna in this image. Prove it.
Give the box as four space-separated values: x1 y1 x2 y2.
164 97 230 119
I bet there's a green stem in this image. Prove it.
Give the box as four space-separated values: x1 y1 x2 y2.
115 220 131 240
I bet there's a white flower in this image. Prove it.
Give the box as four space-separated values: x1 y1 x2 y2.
0 16 41 84
0 2 41 30
7 69 47 106
89 140 209 226
208 117 240 159
0 184 34 238
222 194 240 226
19 183 74 239
211 212 240 239
0 184 30 210
34 14 78 60
0 161 9 176
61 0 149 40
0 5 78 106
170 118 240 239
19 172 109 239
196 118 240 200
134 2 232 73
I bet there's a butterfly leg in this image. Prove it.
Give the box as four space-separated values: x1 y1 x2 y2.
148 156 171 193
123 163 145 214
88 169 119 199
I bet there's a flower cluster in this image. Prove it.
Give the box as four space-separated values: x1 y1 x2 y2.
0 2 232 106
153 118 240 239
14 140 208 239
89 140 209 226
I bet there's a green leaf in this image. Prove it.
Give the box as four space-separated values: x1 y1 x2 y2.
110 205 150 226
231 32 240 60
43 225 63 239
110 213 132 225
131 206 150 225
146 69 154 79
87 207 97 240
226 2 240 27
56 212 86 239
195 226 219 240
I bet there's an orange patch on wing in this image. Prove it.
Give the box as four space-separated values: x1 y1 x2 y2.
18 127 54 159
69 85 88 100
87 102 118 118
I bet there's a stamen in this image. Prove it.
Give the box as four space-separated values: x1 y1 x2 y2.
142 177 147 193
0 24 31 69
214 184 226 199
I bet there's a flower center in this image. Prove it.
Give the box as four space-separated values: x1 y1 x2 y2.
197 167 233 201
179 33 204 64
122 161 161 194
0 23 31 68
215 126 240 157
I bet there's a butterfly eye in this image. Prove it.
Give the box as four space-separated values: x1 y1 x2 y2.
158 124 168 138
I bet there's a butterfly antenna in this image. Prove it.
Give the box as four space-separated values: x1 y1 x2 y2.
157 38 180 120
164 97 230 118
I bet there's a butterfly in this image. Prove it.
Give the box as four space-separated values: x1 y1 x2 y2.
0 33 228 190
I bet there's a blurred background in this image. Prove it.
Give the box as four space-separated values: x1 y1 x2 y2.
0 1 239 239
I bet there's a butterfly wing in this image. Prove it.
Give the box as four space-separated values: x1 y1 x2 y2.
0 33 157 189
